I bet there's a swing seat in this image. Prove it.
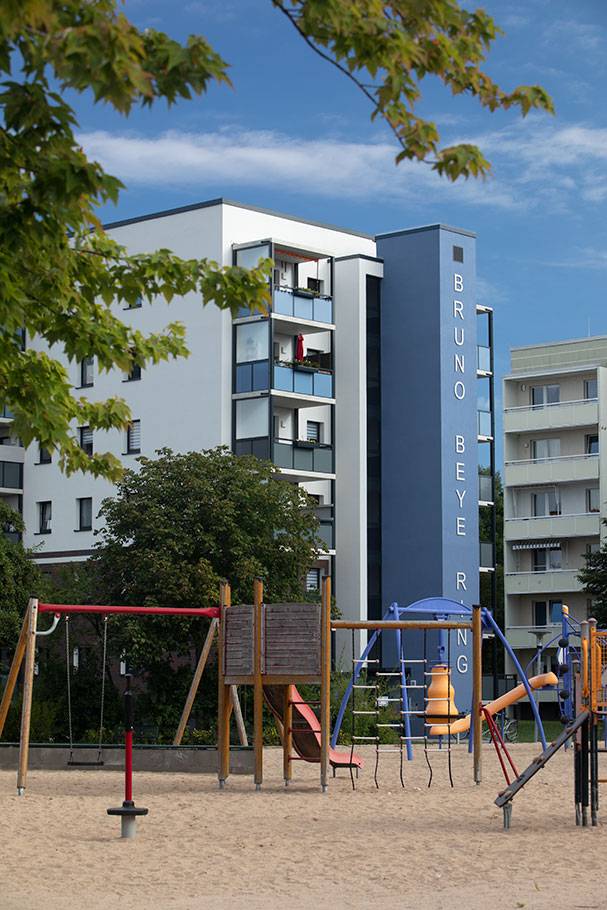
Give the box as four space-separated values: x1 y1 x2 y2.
67 759 105 767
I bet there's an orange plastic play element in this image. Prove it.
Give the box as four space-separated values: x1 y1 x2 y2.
429 671 558 736
425 664 459 725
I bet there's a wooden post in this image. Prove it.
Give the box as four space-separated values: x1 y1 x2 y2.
217 581 232 788
173 618 218 746
283 685 293 786
230 686 248 747
320 575 331 793
472 604 482 785
0 611 29 739
253 577 264 791
17 597 38 796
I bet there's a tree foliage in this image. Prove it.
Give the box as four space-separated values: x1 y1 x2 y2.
0 1 552 480
0 502 47 649
274 0 554 179
87 447 325 667
579 530 607 627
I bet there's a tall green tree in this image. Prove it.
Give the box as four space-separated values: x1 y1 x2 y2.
0 502 47 650
0 1 552 480
579 528 607 627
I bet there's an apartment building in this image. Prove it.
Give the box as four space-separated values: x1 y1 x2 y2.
4 198 494 673
503 337 607 699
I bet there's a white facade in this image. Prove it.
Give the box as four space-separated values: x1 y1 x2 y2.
18 198 379 631
503 336 607 691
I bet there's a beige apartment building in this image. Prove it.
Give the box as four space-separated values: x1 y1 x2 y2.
503 336 607 701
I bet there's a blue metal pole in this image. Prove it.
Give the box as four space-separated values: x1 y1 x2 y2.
483 609 548 751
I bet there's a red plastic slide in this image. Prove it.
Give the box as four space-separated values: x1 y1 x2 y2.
263 685 363 771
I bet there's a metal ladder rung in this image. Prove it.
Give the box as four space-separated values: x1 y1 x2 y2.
353 658 379 663
376 672 401 677
425 697 450 702
401 710 425 716
424 671 448 676
376 748 402 754
401 684 424 690
400 736 426 742
383 697 404 703
424 748 451 753
377 723 402 728
353 685 377 690
352 736 379 741
400 659 426 664
352 710 378 715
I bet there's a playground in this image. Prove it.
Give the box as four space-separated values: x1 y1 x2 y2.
1 743 605 910
2 580 607 909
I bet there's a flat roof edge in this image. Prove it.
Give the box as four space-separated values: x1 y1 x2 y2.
103 197 375 239
511 334 607 352
375 223 476 240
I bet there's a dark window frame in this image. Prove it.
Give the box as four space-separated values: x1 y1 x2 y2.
453 245 464 263
77 497 93 532
126 419 141 455
38 500 52 534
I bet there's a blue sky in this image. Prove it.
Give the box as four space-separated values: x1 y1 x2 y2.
69 0 607 458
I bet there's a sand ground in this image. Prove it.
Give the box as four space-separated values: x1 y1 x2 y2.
0 744 605 910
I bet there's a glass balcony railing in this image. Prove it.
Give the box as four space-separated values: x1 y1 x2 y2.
478 473 493 502
235 359 270 394
478 409 492 438
273 287 333 324
477 345 491 373
0 461 23 490
480 541 494 568
273 439 334 474
273 363 333 398
233 437 271 460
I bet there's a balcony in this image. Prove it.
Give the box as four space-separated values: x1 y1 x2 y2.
273 439 334 479
273 287 333 325
273 362 334 403
477 409 492 439
480 541 494 570
235 359 270 394
506 623 564 650
478 472 493 504
0 460 23 491
505 569 582 595
504 453 599 488
504 398 598 433
504 512 601 541
477 345 492 375
315 504 335 550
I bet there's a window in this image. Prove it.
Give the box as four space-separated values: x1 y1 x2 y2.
306 568 321 591
531 438 561 461
235 398 268 440
584 378 598 400
306 421 321 443
587 487 600 513
307 277 322 294
453 245 464 263
38 501 52 534
550 600 563 623
532 489 561 517
39 444 51 464
126 364 141 382
236 321 269 363
533 548 562 572
531 384 560 407
585 434 599 455
80 356 94 388
79 426 93 456
126 420 141 454
77 497 92 531
533 601 547 626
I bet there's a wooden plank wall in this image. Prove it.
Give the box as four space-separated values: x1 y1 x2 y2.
264 604 321 676
224 605 254 676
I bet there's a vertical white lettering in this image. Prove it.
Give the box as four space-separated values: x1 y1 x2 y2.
456 571 467 591
456 462 465 481
456 489 466 508
453 300 464 320
454 381 466 400
457 628 468 645
454 274 464 292
455 435 465 454
454 353 465 373
456 516 466 536
454 327 465 346
457 655 468 673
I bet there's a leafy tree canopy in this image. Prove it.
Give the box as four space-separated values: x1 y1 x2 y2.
0 1 552 480
87 447 325 667
0 502 48 649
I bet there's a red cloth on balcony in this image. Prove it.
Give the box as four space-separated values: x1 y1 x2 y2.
295 333 305 361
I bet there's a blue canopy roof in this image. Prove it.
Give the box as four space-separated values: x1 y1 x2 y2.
392 597 473 616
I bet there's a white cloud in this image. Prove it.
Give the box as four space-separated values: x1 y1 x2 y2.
77 117 607 216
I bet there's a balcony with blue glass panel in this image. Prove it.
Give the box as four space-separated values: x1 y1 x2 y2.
273 287 333 325
272 362 334 405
